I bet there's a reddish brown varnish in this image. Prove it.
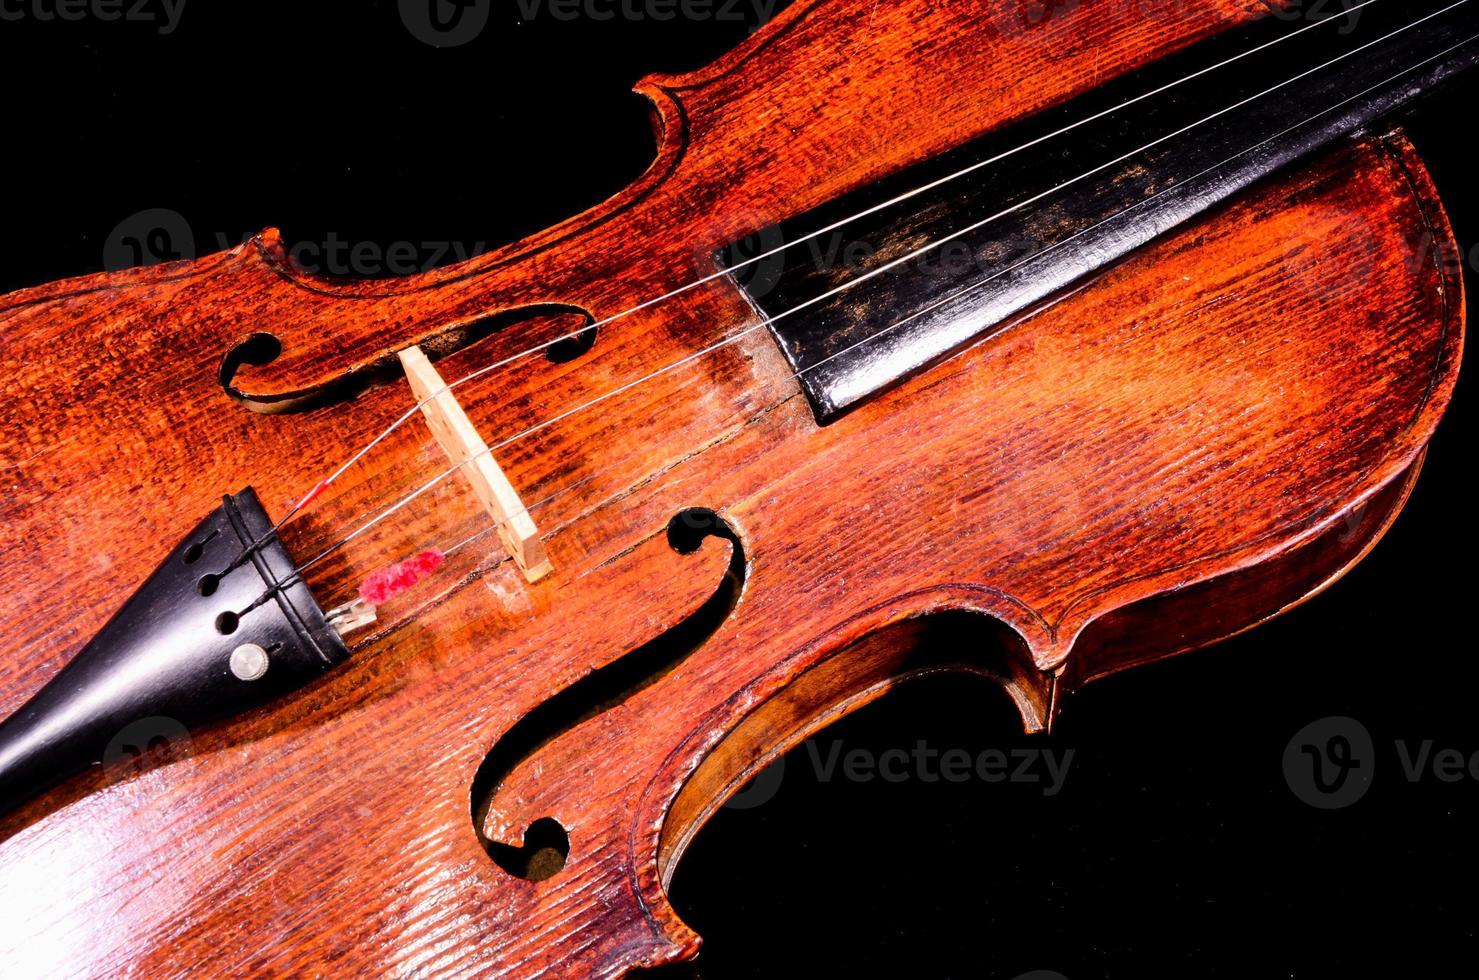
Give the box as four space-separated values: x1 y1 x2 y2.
0 0 1464 975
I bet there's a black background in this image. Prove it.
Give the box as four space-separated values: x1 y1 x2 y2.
2 2 1476 977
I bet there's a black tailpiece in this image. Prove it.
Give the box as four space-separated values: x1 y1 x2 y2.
0 487 348 816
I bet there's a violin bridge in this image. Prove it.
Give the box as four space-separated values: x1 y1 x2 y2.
398 345 553 583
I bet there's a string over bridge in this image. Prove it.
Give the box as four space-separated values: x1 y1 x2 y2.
399 345 553 583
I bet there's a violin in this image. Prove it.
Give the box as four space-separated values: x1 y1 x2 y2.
0 0 1473 974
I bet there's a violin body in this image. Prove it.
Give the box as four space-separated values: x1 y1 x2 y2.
0 0 1463 975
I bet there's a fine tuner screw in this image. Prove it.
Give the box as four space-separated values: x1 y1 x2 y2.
229 643 270 682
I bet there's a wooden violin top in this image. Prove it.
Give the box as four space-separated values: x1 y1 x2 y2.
0 1 1465 975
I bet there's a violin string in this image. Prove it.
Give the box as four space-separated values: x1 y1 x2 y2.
223 0 1383 574
246 453 625 613
801 34 1479 383
260 9 1475 617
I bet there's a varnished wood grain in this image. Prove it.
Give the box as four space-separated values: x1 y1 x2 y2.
0 0 1464 975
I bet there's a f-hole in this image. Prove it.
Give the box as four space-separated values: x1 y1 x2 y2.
473 508 746 881
545 324 598 364
219 332 282 384
219 304 595 413
489 817 570 882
